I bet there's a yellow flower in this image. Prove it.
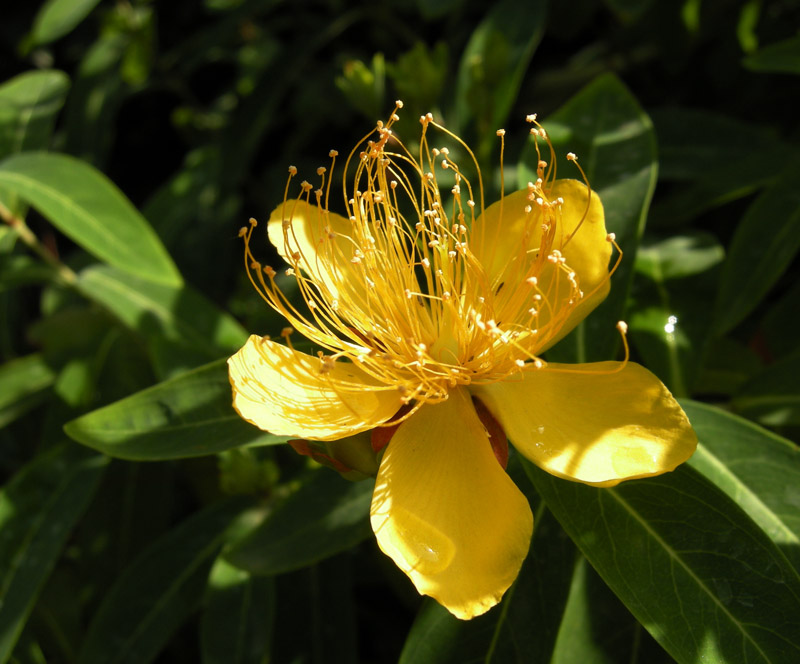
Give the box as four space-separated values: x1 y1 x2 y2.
228 103 697 620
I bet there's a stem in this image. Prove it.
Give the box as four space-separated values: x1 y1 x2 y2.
0 200 78 287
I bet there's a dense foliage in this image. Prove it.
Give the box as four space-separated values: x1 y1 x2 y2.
1 0 800 662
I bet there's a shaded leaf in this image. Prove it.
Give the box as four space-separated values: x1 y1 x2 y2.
683 400 800 570
200 558 274 664
399 496 576 664
64 358 287 460
0 354 55 429
743 35 800 74
731 353 800 426
0 152 182 287
521 73 657 362
227 470 373 576
713 166 800 335
649 108 788 224
455 0 546 159
0 444 107 663
551 557 672 664
525 461 800 664
78 497 251 664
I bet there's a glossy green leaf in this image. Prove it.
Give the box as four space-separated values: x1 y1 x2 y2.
730 354 800 426
30 0 103 46
0 152 182 287
691 337 762 397
226 470 373 576
200 557 274 664
0 443 107 664
743 35 800 74
714 167 800 335
77 264 247 356
64 358 287 460
521 73 657 362
525 462 800 664
0 354 55 429
399 500 576 664
455 0 546 158
683 400 800 570
78 497 251 664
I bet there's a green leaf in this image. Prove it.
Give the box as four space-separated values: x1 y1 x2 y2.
455 0 546 159
730 354 800 426
0 354 56 429
649 108 788 224
521 73 657 362
683 400 800 570
77 264 247 357
713 166 800 335
29 0 103 46
525 462 800 664
635 232 724 281
0 70 70 219
77 497 251 664
200 558 274 664
226 470 373 576
761 280 800 359
551 557 672 664
743 35 800 75
399 499 576 664
0 152 182 287
64 358 287 460
0 71 70 158
0 443 108 664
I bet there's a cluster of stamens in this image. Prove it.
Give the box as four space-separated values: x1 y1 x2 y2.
240 102 623 415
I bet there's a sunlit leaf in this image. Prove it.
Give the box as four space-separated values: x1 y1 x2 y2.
683 400 800 570
78 497 251 664
0 153 182 287
713 167 800 335
0 444 107 664
64 358 287 460
226 470 373 576
521 73 657 362
525 462 800 664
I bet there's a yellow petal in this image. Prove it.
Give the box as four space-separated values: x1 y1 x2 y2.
267 199 361 301
471 179 612 351
472 362 697 487
370 387 533 619
228 335 402 441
